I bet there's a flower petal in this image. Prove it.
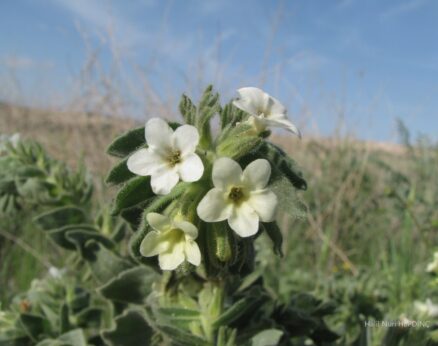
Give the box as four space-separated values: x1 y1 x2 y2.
228 203 259 237
212 157 242 189
197 188 232 222
140 231 169 257
145 118 173 150
265 94 286 115
147 212 171 232
150 169 179 195
248 190 278 222
174 220 198 239
242 159 271 190
185 240 201 266
178 154 204 182
159 243 185 270
265 116 301 138
172 125 199 155
233 87 267 116
127 148 166 176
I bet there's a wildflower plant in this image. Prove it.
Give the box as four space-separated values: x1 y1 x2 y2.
0 86 339 346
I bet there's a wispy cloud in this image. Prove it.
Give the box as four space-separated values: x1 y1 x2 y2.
286 50 329 71
50 0 148 49
380 0 428 20
0 55 53 69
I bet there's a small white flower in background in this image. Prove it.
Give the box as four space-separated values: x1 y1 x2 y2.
127 118 204 195
427 252 438 274
414 299 438 318
140 212 201 270
197 157 278 237
0 133 20 153
48 266 64 279
233 87 301 137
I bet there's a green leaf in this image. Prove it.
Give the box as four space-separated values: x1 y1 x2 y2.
98 266 157 304
270 176 307 220
179 94 197 125
212 291 266 329
106 127 146 158
105 158 135 185
255 142 307 190
19 313 47 341
85 241 133 283
47 225 97 250
112 176 154 215
261 222 283 257
66 230 115 259
57 329 87 346
251 329 283 346
34 206 87 231
101 309 154 346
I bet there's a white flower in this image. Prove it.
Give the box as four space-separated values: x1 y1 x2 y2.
140 213 201 270
427 252 438 274
0 133 20 153
233 87 301 137
197 157 278 237
127 118 204 195
414 299 438 318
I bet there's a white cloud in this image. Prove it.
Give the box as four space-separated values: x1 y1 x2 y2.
381 0 428 19
0 56 53 69
286 50 329 71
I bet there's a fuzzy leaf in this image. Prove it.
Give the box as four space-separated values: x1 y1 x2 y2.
98 266 157 304
34 206 87 231
112 176 154 215
179 94 197 125
101 309 153 346
106 127 146 158
262 222 283 257
105 158 135 185
251 329 283 346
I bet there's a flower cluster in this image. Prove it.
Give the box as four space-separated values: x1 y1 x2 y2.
124 87 300 271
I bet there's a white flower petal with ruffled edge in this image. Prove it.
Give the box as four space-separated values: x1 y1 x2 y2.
247 190 278 222
140 231 170 257
212 157 242 189
145 118 173 151
197 188 233 222
173 125 200 155
242 159 271 190
150 168 179 195
264 115 301 138
185 240 201 266
147 213 171 232
228 203 259 237
178 153 204 182
159 243 185 270
233 87 266 115
127 149 166 176
233 87 300 137
174 220 198 239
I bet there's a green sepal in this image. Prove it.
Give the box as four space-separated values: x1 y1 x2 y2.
111 176 154 215
105 158 135 186
210 223 236 264
261 222 283 257
196 85 220 148
216 124 261 159
219 102 247 129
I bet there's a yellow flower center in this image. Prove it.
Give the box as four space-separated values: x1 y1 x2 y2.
228 186 247 204
168 150 182 166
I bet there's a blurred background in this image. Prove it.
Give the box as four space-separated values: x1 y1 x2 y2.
1 0 437 142
1 1 438 343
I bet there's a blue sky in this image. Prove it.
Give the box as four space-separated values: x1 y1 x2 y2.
0 0 437 142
